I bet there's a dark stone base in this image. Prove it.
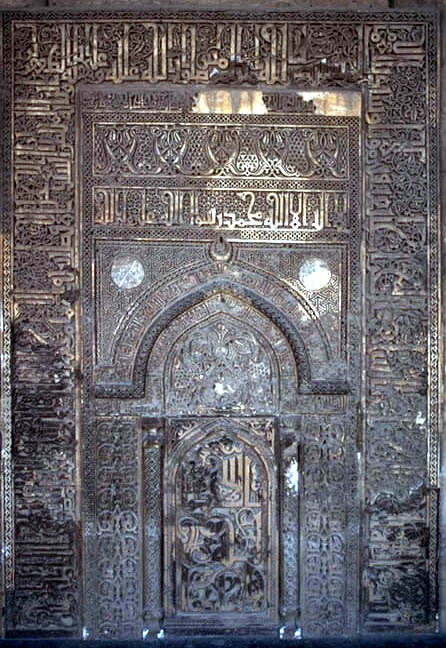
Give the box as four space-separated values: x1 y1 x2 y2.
2 636 446 648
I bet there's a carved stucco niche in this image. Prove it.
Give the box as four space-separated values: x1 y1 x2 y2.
2 9 439 640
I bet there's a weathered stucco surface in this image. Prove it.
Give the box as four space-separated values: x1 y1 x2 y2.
1 0 445 638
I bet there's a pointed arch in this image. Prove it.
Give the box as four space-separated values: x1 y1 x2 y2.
163 417 278 621
95 273 336 398
137 279 312 398
145 292 300 415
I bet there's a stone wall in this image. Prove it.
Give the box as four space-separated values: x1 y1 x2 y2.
0 0 442 10
1 0 444 637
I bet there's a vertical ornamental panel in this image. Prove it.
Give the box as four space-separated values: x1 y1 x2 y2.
363 21 437 629
162 418 279 635
94 418 140 638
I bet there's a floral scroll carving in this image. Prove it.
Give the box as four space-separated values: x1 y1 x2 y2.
166 317 275 415
175 434 268 613
93 123 348 179
163 419 278 629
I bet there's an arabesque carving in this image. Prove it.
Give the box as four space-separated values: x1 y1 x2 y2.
2 8 438 640
170 426 272 615
93 123 348 179
167 317 276 414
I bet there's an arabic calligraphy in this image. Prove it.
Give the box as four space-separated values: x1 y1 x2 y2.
93 187 348 231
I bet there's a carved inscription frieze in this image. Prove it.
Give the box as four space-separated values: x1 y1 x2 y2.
13 20 362 86
82 110 355 235
363 18 437 629
11 296 77 632
93 186 348 231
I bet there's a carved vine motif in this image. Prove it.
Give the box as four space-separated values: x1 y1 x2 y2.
4 9 438 640
167 318 275 414
97 267 333 399
93 124 347 179
165 421 276 622
145 292 298 416
84 111 355 233
302 418 347 636
177 435 267 613
94 419 140 637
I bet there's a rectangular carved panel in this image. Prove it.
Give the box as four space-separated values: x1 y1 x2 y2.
1 9 439 639
79 84 360 639
164 418 277 623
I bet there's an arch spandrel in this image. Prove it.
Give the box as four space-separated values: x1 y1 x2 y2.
94 264 344 398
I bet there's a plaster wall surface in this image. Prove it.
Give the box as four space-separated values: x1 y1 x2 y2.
0 0 444 637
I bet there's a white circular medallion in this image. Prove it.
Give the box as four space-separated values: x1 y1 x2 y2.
298 258 332 291
111 256 145 289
